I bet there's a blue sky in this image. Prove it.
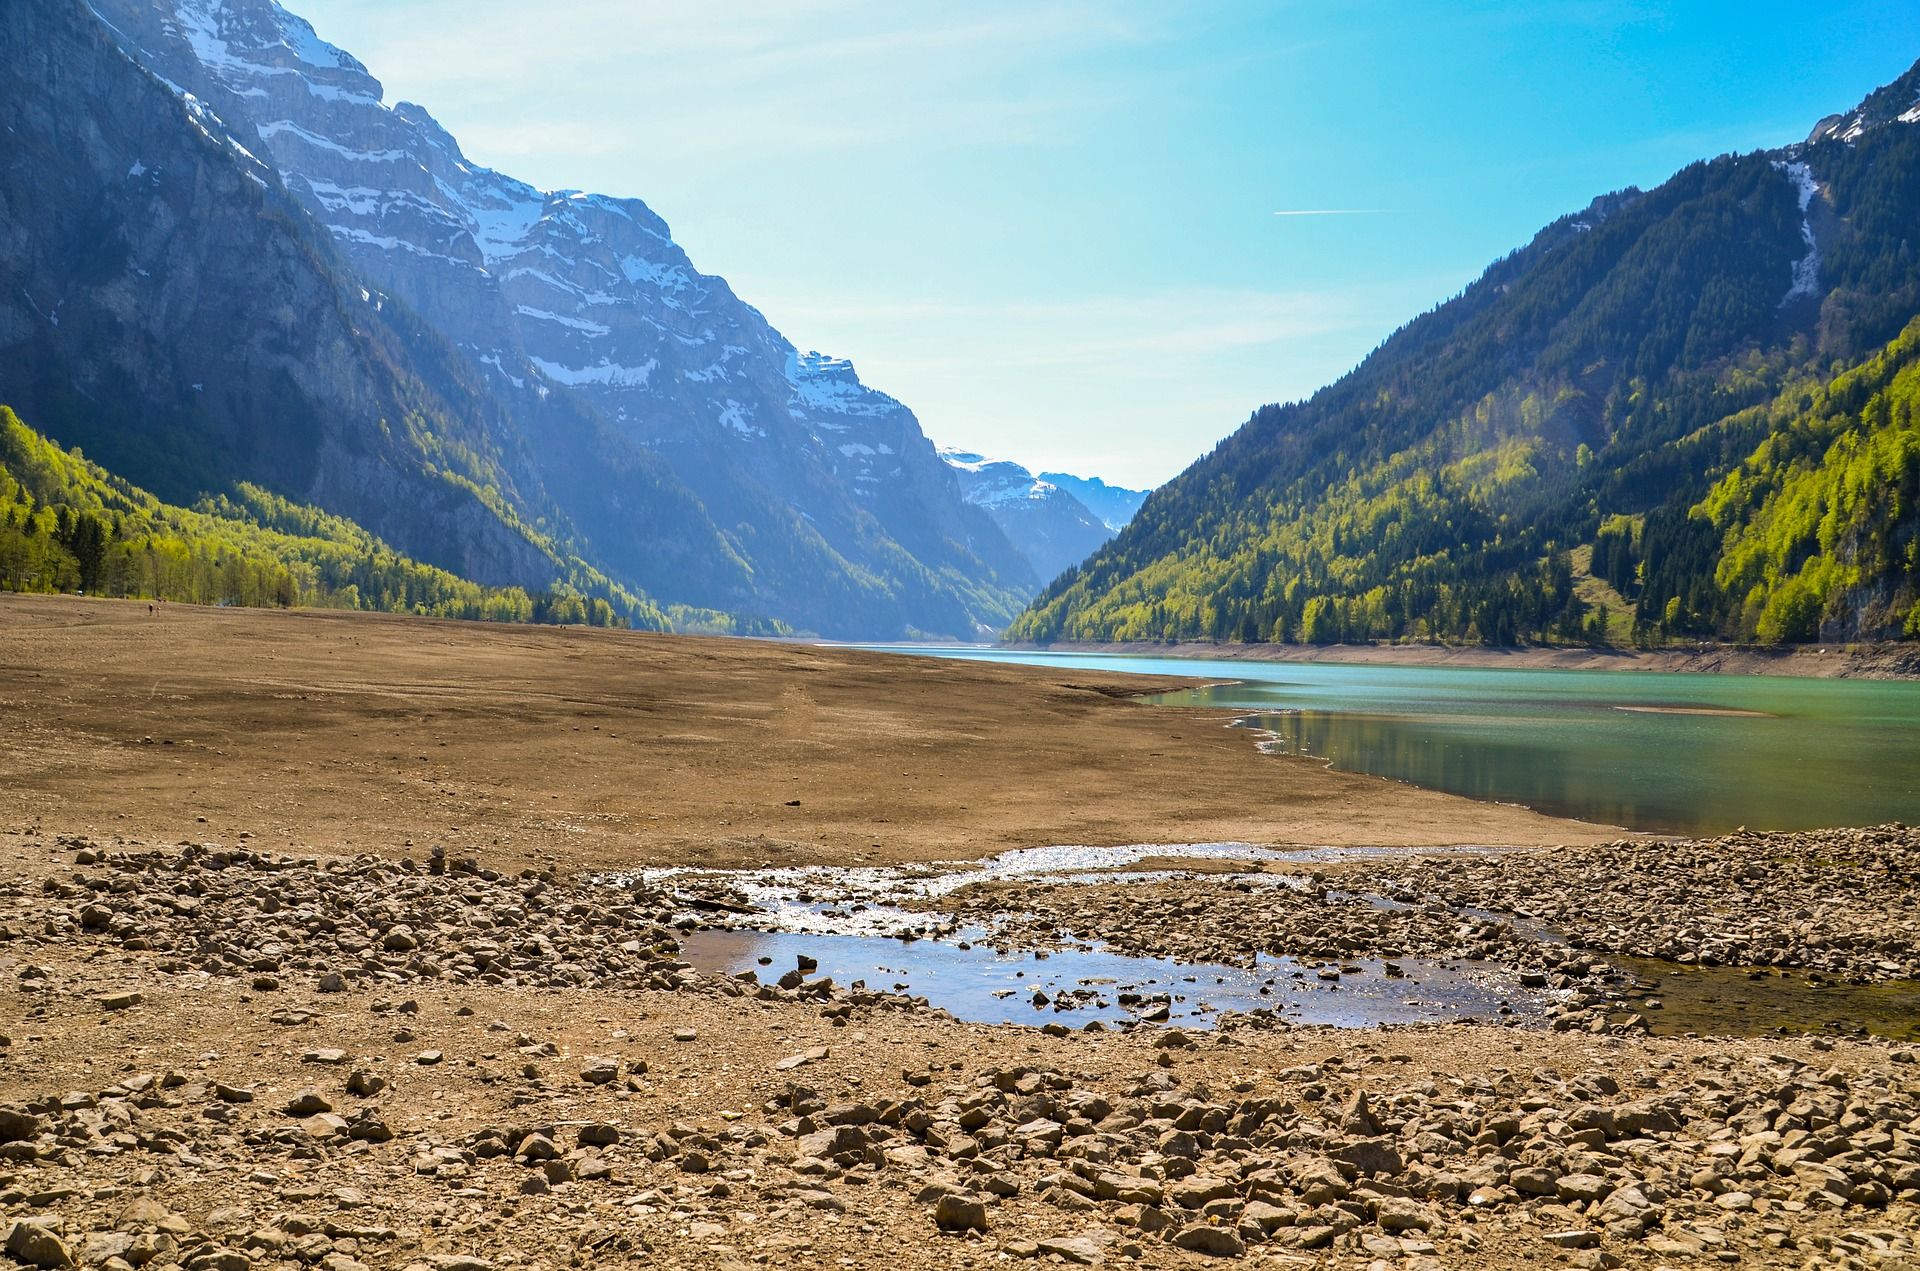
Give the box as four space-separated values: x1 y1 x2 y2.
298 0 1919 488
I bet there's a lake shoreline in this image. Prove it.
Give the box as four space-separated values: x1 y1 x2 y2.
1001 637 1920 680
0 593 1601 874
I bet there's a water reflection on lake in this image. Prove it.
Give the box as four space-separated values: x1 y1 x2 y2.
853 646 1920 834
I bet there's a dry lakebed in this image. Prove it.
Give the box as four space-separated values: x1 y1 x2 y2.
0 597 1914 1270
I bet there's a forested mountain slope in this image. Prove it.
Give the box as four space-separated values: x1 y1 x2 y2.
1012 59 1920 647
0 405 658 625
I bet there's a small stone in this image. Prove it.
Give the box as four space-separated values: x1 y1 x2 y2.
99 991 143 1012
1375 1198 1433 1234
1557 1174 1612 1204
303 1049 350 1066
933 1193 988 1233
0 1108 42 1143
5 1218 74 1269
1170 1224 1243 1256
1034 1236 1106 1265
515 1133 557 1162
283 1089 332 1116
346 1070 386 1097
1510 1166 1560 1196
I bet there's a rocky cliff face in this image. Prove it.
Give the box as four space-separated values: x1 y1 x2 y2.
0 0 585 591
86 0 1032 636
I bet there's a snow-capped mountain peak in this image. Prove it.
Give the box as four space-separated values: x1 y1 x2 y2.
82 0 1039 636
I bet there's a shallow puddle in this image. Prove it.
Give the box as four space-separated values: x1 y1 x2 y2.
629 841 1557 1030
1620 960 1920 1042
682 926 1544 1030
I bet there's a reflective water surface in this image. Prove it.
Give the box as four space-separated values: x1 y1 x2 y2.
855 646 1920 834
682 927 1541 1030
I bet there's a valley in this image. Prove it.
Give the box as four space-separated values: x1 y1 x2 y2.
2 2 1918 1269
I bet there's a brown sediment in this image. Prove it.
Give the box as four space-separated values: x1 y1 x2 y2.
0 593 1604 873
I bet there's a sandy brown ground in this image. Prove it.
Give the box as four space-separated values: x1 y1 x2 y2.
1 596 1915 1270
0 595 1603 874
1014 639 1920 680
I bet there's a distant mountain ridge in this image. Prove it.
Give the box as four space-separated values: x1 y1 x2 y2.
1036 472 1150 533
1013 57 1920 647
5 0 1035 638
938 449 1124 584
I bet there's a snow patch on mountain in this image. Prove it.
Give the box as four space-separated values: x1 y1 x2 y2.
1773 160 1820 305
938 448 1058 507
787 351 901 420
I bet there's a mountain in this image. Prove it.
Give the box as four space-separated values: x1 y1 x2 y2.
1036 472 1151 533
939 449 1114 584
0 404 636 624
1012 59 1920 647
0 0 632 609
10 0 1031 639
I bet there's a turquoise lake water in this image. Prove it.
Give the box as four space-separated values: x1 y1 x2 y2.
855 646 1920 835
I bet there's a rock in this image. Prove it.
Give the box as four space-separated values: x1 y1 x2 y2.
1334 1137 1404 1177
99 990 143 1011
1375 1198 1433 1234
775 1047 829 1072
303 1048 349 1065
114 1198 184 1232
578 1122 621 1147
5 1218 74 1269
345 1070 386 1097
1241 1201 1296 1233
1034 1236 1106 1265
80 1232 132 1266
1543 1230 1600 1249
1169 1177 1236 1209
1557 1173 1612 1204
283 1089 332 1116
300 1113 349 1138
514 1132 557 1162
933 1192 988 1233
414 1051 443 1065
673 1027 697 1042
1510 1166 1560 1196
1340 1089 1382 1135
1170 1224 1244 1256
579 1059 619 1085
0 1107 42 1143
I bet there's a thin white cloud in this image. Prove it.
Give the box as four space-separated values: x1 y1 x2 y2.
303 0 1160 166
1271 208 1389 216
